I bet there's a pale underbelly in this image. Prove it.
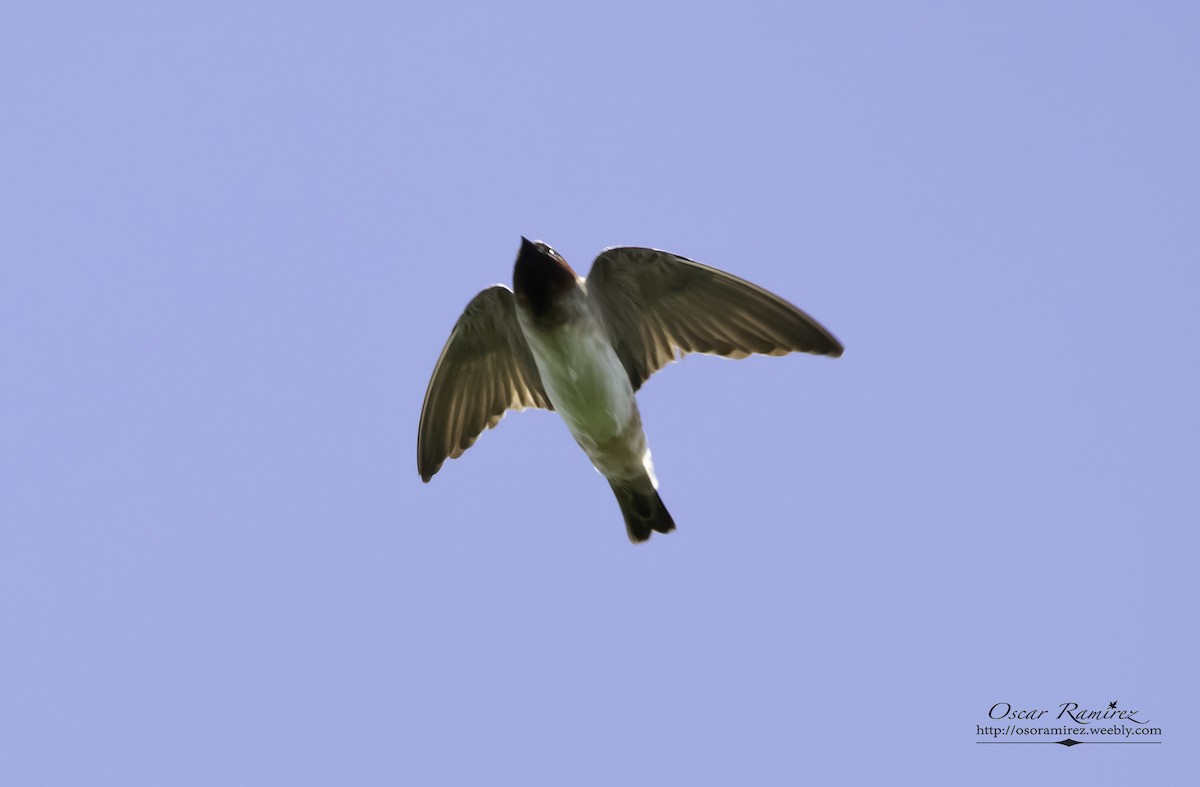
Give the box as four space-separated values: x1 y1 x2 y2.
525 323 648 480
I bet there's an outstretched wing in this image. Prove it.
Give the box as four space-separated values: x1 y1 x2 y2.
586 247 843 391
417 286 552 482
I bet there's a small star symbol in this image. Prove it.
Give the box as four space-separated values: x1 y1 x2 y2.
1108 701 1117 709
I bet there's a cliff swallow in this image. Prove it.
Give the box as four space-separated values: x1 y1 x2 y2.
418 238 843 543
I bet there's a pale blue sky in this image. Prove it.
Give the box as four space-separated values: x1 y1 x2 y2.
2 2 1197 783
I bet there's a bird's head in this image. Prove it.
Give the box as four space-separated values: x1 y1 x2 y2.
512 237 580 320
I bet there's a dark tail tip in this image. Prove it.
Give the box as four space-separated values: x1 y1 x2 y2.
609 481 676 544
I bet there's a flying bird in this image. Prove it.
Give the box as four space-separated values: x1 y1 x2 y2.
418 238 843 543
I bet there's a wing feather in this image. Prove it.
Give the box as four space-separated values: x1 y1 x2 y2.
417 286 552 481
587 247 843 390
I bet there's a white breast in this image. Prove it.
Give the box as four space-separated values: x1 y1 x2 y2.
520 313 635 447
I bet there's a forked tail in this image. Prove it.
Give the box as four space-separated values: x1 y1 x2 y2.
608 480 676 543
